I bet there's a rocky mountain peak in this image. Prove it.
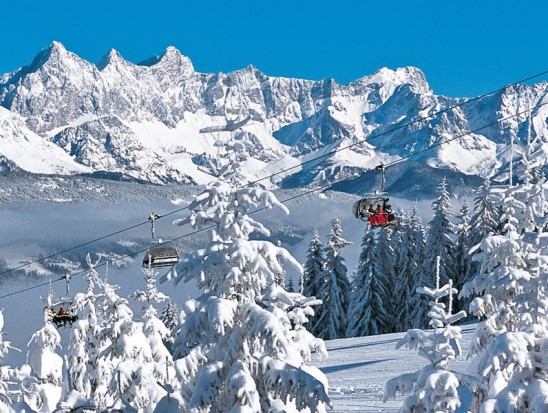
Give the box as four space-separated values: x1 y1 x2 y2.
28 41 70 71
96 48 127 71
350 66 431 95
154 46 194 76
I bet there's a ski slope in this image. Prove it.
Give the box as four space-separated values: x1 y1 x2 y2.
314 324 475 412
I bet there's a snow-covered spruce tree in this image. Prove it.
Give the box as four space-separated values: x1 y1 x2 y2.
62 256 170 411
302 229 325 331
463 188 529 357
417 178 456 326
0 310 18 412
62 255 107 411
376 227 398 333
391 210 409 330
400 207 427 331
469 180 502 245
466 179 503 283
131 267 177 406
346 226 391 337
285 277 296 293
425 178 456 287
98 268 169 411
162 182 330 412
160 301 179 353
463 183 548 411
454 201 473 314
520 165 548 232
311 219 351 340
19 304 63 413
384 257 471 412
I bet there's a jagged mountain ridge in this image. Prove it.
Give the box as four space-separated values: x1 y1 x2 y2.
1 41 547 193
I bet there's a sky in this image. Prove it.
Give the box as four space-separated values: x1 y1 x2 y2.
2 1 548 98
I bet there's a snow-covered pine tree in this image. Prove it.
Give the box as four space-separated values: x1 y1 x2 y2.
20 304 64 413
391 210 409 328
162 178 330 409
421 178 456 323
302 229 325 331
425 179 456 286
404 207 430 329
470 179 502 239
62 255 168 411
346 227 391 337
454 201 473 314
132 267 177 405
384 257 470 412
400 207 427 331
312 219 351 340
375 227 398 333
521 164 548 232
466 179 502 283
464 188 529 356
285 277 295 293
63 255 107 410
160 301 179 353
0 310 17 413
471 259 548 412
99 269 167 411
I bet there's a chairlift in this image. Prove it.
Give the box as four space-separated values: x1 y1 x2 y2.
48 274 78 328
352 164 398 228
142 213 180 269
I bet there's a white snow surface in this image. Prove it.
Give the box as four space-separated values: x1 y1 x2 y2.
0 107 90 174
313 324 476 412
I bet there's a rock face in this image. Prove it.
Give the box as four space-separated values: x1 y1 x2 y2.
0 41 547 191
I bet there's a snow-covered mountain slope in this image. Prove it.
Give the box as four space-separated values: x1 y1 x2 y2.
1 41 548 190
0 107 90 174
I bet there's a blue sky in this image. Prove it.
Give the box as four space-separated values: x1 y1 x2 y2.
2 0 546 97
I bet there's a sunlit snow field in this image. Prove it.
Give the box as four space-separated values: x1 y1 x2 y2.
0 189 470 412
315 324 476 412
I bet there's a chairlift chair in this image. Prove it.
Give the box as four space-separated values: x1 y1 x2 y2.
353 164 398 228
48 274 78 328
143 244 179 268
142 213 180 269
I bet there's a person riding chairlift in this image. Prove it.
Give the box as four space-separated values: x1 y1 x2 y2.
367 204 377 225
384 200 395 223
376 203 388 225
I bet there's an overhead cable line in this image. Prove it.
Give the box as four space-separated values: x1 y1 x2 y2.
1 69 547 278
2 99 547 301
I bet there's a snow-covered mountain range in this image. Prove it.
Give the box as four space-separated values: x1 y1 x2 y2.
1 41 548 195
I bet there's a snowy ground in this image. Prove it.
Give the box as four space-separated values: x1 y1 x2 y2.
315 324 476 412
